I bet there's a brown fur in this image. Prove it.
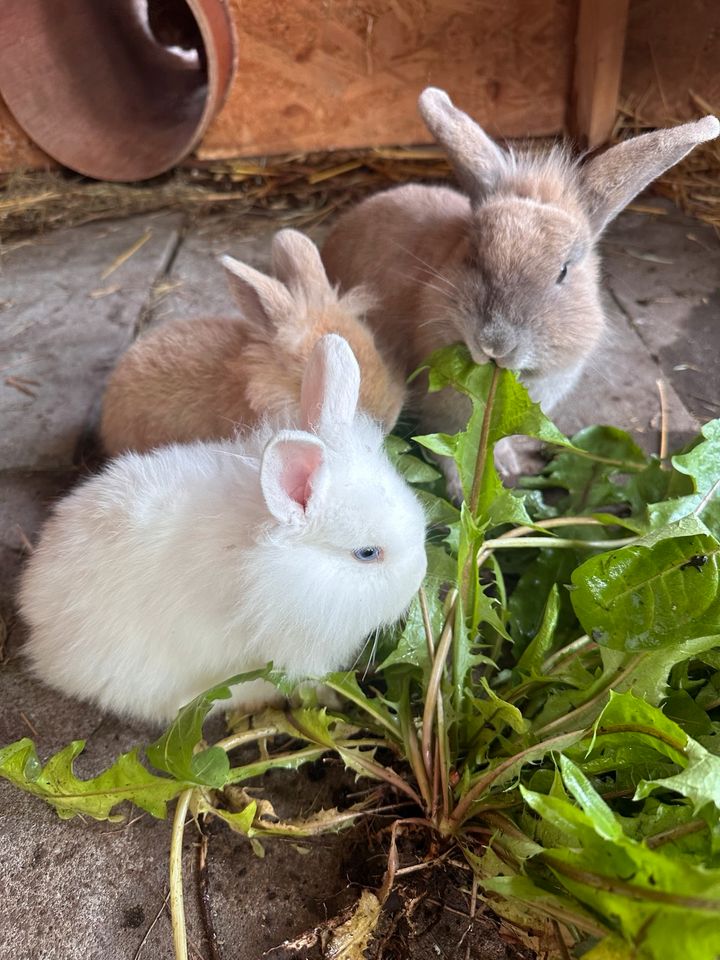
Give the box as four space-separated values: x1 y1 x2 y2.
323 89 718 429
100 231 405 456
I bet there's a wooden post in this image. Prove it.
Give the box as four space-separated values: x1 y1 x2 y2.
570 0 630 149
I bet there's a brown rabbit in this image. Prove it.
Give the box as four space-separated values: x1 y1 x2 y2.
100 229 405 456
323 88 719 485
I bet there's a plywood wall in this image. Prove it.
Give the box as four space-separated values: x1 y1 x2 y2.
621 0 720 119
0 96 51 172
0 0 718 175
196 0 575 159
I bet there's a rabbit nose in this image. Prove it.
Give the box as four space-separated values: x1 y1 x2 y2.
484 344 513 360
480 335 516 362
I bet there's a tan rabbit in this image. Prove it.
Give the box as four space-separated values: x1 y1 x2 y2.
100 229 405 455
323 88 719 485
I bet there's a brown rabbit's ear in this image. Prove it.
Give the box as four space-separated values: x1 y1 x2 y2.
220 255 294 329
580 116 719 235
418 87 507 202
300 334 360 433
271 229 332 304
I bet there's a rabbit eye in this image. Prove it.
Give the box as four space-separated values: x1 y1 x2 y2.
556 263 569 284
353 546 384 563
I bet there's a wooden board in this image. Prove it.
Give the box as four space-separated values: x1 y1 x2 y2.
197 0 575 159
569 0 629 149
0 94 51 172
621 0 720 121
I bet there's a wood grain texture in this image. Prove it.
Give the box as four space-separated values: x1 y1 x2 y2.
0 94 52 171
197 0 576 157
621 0 720 121
569 0 629 149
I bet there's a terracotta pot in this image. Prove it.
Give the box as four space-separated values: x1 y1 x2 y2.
0 0 235 181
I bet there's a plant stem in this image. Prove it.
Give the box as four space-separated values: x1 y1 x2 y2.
533 654 646 736
422 592 457 778
335 747 423 807
400 698 433 813
542 635 593 672
595 723 687 757
449 729 586 829
468 363 502 515
215 726 280 753
542 854 720 910
694 476 720 517
169 788 194 960
418 586 436 659
436 707 450 822
548 444 646 471
646 818 707 848
481 535 637 551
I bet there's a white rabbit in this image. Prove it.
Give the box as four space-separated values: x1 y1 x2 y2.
19 335 427 724
323 88 719 489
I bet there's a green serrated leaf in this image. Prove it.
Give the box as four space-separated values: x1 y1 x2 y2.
384 434 442 483
571 523 720 651
647 420 720 536
517 585 560 675
417 346 570 516
324 671 401 739
636 737 720 819
529 425 648 514
146 668 272 788
0 738 186 821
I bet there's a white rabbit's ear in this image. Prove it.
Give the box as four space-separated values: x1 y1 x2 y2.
418 87 507 203
271 229 332 303
261 431 328 524
580 116 720 235
220 254 294 329
300 334 360 432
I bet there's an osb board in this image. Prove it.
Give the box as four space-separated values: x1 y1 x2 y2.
197 0 576 158
0 94 51 172
621 0 720 120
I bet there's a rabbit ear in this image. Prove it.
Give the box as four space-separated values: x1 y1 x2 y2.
220 254 294 329
300 334 360 432
418 87 507 202
261 431 328 524
580 116 720 235
271 229 332 302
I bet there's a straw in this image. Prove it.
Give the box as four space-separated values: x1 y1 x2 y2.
2 96 718 240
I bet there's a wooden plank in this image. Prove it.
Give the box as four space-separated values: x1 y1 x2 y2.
621 0 720 122
0 0 577 171
177 0 578 157
570 0 630 148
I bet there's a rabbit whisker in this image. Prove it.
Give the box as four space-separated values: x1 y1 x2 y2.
390 240 462 292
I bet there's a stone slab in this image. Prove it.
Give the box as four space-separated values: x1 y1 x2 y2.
557 305 699 454
602 199 720 425
142 215 277 331
0 657 358 960
0 214 183 471
0 202 716 960
0 471 77 651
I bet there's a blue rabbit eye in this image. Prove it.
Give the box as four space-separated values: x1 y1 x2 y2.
556 262 568 284
353 546 383 562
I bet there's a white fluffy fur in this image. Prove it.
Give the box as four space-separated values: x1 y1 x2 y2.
20 337 427 724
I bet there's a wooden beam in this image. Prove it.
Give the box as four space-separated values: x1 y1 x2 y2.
570 0 630 149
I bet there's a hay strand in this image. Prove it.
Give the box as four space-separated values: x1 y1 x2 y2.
0 146 452 240
615 97 720 234
1 97 719 241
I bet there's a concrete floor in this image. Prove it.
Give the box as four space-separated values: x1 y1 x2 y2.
0 198 718 959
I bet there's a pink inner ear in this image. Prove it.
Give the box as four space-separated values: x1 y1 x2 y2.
279 441 324 512
284 464 315 510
